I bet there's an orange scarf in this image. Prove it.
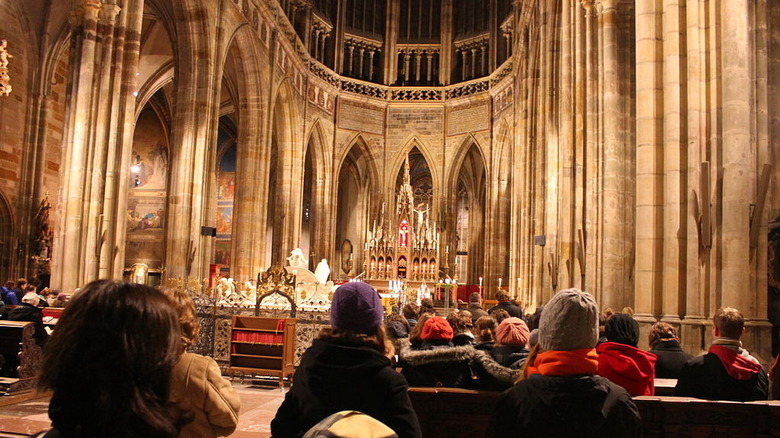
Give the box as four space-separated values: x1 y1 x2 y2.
525 348 599 377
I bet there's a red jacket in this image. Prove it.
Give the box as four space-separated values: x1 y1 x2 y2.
596 342 657 396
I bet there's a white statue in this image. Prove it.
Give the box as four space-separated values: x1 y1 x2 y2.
216 277 236 302
314 258 331 284
287 248 308 269
242 280 257 306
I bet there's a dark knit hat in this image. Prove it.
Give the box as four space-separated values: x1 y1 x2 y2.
329 282 384 334
538 288 599 351
420 316 453 341
386 320 409 338
496 317 530 347
605 313 640 347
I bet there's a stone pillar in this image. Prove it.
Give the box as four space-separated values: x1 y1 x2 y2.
83 3 122 280
383 0 399 84
54 0 107 292
164 3 221 279
596 0 629 309
680 0 709 349
633 0 662 319
581 0 601 300
104 0 145 280
659 0 685 323
439 0 453 85
720 1 756 316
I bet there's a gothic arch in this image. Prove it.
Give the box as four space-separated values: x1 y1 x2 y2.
388 137 440 207
447 134 489 192
0 191 13 282
335 134 380 193
335 136 378 280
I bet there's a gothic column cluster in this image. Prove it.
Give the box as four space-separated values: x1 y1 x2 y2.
52 0 143 293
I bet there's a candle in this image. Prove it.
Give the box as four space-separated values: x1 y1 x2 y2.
479 277 483 287
499 278 502 288
445 245 449 253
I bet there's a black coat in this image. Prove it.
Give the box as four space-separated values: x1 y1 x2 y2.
467 304 489 321
491 345 528 369
487 374 641 437
675 352 768 401
649 341 693 378
270 339 421 438
7 303 48 347
488 301 524 318
398 341 519 391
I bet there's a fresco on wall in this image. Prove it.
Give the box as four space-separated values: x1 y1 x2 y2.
216 206 233 235
127 199 165 232
218 172 236 201
125 106 170 269
129 143 168 190
214 132 236 272
214 240 231 266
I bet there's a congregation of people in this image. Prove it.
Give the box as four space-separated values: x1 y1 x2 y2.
0 273 777 437
272 286 776 437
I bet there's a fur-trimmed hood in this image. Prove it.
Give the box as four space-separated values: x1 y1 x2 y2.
398 340 519 385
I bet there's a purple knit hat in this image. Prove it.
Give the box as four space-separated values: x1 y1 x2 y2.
330 282 384 334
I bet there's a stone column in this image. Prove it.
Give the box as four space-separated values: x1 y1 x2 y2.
439 0 453 85
84 3 122 280
103 0 145 280
581 0 601 300
54 0 104 292
659 0 686 322
597 0 629 309
680 0 710 352
383 0 399 84
164 3 221 279
720 0 756 316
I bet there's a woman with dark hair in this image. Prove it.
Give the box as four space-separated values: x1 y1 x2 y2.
38 280 191 438
164 288 240 437
271 282 421 438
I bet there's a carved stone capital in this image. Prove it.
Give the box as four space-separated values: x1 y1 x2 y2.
100 3 122 26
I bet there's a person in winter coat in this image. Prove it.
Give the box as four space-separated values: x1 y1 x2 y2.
487 288 641 438
8 292 48 347
271 282 421 438
647 322 693 378
596 313 656 396
487 292 523 318
397 333 519 391
164 288 240 438
490 317 530 369
676 307 768 401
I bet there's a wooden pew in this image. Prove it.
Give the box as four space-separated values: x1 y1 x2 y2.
408 387 780 437
0 321 43 394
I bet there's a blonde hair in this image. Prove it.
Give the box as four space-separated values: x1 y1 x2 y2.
714 307 744 339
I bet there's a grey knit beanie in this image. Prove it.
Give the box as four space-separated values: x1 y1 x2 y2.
538 288 599 351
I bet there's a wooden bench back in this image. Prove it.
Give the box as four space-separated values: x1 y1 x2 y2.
408 387 780 437
0 321 43 393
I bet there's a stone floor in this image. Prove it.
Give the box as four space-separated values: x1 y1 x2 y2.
0 381 287 437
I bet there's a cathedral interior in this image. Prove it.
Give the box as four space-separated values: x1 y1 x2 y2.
0 0 779 360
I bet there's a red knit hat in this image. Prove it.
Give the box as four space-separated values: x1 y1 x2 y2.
421 316 453 341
